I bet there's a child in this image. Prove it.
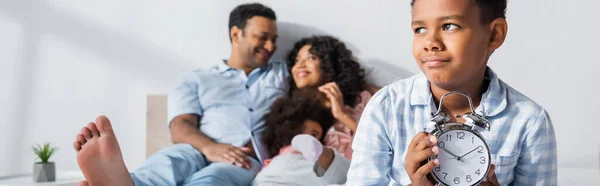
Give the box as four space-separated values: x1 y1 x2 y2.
347 0 557 186
252 88 351 186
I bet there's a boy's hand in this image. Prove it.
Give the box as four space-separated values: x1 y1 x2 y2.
480 164 500 186
404 132 439 186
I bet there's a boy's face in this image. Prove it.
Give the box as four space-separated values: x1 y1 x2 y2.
411 0 494 89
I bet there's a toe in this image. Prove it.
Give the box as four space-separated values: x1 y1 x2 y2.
81 125 92 140
76 134 86 145
73 141 82 152
87 122 100 137
95 115 115 136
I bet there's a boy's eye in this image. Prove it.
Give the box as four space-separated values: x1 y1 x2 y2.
442 24 459 31
414 27 426 34
308 56 317 61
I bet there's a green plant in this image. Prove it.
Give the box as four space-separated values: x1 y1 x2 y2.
32 143 57 163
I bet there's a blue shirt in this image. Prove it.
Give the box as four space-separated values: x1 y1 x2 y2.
167 60 289 163
347 67 557 186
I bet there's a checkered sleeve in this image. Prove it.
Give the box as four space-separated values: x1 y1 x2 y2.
514 109 557 185
346 89 394 185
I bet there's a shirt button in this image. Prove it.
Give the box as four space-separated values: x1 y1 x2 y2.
245 85 249 89
248 108 254 112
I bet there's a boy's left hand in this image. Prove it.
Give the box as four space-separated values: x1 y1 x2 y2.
480 164 500 186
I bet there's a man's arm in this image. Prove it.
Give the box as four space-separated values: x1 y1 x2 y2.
167 73 252 169
169 114 252 169
169 114 213 152
514 110 557 185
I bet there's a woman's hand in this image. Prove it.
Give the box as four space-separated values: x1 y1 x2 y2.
319 82 358 132
318 82 347 119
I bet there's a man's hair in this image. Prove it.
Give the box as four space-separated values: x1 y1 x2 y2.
411 0 507 24
261 88 334 157
228 3 276 41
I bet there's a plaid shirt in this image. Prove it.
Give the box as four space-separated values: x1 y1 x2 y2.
347 67 557 186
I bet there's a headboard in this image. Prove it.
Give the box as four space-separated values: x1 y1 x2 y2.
146 95 172 157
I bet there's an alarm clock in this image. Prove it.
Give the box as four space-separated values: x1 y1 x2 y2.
424 92 491 186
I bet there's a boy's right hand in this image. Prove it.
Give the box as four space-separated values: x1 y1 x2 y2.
404 132 440 186
201 142 252 170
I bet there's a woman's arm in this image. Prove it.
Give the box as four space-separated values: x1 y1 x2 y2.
336 114 358 133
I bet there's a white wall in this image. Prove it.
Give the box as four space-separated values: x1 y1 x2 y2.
0 0 598 179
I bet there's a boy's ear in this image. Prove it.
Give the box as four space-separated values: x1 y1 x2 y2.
488 18 508 52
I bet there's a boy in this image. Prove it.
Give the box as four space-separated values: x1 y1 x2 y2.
347 0 557 185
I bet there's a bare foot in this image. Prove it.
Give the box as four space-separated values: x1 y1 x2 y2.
73 115 134 186
76 181 89 186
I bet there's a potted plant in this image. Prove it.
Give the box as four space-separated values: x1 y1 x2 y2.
32 143 57 182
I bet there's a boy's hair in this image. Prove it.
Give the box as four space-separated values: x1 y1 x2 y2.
410 0 507 25
228 3 276 41
262 88 334 157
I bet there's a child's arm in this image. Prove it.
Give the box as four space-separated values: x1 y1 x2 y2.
315 147 335 170
292 134 351 184
291 134 338 170
313 147 351 184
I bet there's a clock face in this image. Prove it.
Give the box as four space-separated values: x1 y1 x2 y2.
429 129 490 186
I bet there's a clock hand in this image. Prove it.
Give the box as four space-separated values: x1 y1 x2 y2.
460 146 481 159
440 146 465 162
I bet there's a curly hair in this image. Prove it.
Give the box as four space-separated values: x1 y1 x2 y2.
286 35 366 108
261 88 334 158
410 0 506 25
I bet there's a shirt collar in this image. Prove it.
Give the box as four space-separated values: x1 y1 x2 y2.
409 67 507 117
216 59 272 74
216 60 233 73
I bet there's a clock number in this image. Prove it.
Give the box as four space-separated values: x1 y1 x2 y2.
454 177 460 184
438 141 445 148
435 166 441 171
480 156 486 164
472 137 474 144
446 134 452 142
457 131 465 139
466 175 472 182
475 169 481 176
477 145 483 153
442 172 448 180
